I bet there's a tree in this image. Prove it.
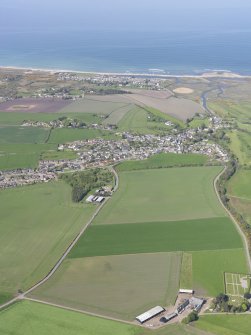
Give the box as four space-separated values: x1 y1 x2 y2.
182 311 199 324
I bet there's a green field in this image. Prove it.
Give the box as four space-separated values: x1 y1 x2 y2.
31 252 181 320
94 167 225 225
68 218 242 258
195 314 251 335
227 169 251 225
191 249 248 296
228 131 251 166
209 101 251 122
48 128 117 144
117 106 176 134
116 153 209 172
180 253 193 290
0 182 95 300
0 301 209 335
0 143 56 170
0 126 49 144
228 169 251 200
179 249 248 297
0 111 100 125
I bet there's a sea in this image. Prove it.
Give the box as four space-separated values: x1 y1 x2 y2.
1 29 251 75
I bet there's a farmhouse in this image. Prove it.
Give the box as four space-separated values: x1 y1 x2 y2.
189 297 204 312
136 306 165 324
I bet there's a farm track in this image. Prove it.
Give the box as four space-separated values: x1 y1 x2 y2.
23 297 137 326
214 167 251 272
0 166 119 311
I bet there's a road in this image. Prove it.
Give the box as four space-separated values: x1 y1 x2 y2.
0 166 119 310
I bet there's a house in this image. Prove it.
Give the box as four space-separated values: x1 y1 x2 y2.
189 297 204 312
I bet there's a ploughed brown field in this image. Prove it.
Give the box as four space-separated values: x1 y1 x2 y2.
0 98 72 113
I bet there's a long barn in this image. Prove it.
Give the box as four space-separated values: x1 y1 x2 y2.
136 306 165 324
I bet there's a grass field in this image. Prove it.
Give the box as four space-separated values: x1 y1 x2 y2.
227 169 251 225
228 169 251 200
0 126 50 144
0 111 100 125
0 143 56 170
48 128 117 144
195 314 251 335
116 153 209 172
228 131 251 166
68 218 242 258
31 252 181 320
0 182 95 300
191 249 248 296
0 301 210 335
209 101 251 122
93 167 225 225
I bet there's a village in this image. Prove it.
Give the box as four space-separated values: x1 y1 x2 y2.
0 124 228 189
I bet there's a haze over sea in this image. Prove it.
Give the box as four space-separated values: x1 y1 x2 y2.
1 0 251 75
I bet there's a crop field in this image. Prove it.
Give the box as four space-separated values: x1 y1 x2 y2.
0 181 95 301
225 272 251 297
31 252 181 320
124 93 204 121
0 301 208 335
0 125 50 144
116 153 209 172
0 143 56 170
48 128 117 144
68 218 242 258
93 167 225 225
195 314 251 335
59 97 129 115
180 253 193 290
0 98 71 113
102 103 135 125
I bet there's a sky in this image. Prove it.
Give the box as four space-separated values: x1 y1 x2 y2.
1 0 251 32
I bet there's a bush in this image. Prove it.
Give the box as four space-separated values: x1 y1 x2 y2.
182 311 199 324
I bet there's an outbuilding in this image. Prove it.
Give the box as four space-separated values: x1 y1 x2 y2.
179 289 194 294
136 306 165 324
86 195 95 203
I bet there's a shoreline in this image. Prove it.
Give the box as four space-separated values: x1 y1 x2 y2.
1 65 250 79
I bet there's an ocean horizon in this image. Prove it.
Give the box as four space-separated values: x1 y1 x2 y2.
1 29 251 75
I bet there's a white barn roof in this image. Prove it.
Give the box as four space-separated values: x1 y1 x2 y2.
86 195 95 203
179 289 194 294
136 306 164 323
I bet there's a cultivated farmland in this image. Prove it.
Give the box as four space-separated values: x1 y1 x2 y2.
68 218 242 258
93 167 226 225
0 182 95 301
31 252 181 320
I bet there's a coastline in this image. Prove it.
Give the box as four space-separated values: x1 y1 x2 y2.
1 65 250 79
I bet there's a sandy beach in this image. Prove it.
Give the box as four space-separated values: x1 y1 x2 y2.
0 65 250 79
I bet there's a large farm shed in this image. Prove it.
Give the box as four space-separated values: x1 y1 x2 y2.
136 306 165 324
